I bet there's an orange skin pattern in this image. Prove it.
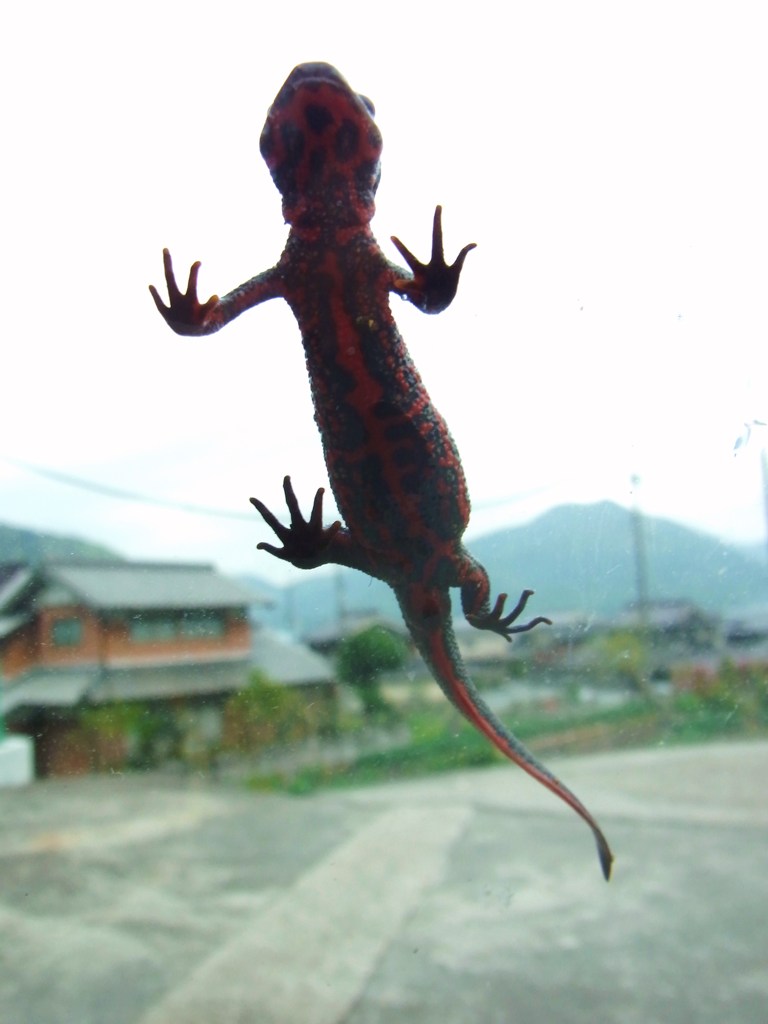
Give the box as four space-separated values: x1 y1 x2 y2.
150 63 613 880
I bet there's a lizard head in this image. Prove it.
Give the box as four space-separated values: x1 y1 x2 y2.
260 62 382 229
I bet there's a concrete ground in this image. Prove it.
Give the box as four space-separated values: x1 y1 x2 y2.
1 740 766 1024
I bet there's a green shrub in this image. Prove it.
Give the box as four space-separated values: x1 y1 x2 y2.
336 626 407 721
224 671 311 752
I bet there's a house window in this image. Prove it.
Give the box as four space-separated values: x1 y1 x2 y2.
129 615 177 642
180 611 226 638
127 612 227 643
51 617 82 647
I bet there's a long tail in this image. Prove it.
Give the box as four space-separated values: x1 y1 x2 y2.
396 584 614 881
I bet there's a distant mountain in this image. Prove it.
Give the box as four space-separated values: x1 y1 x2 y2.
470 502 767 615
240 570 398 636
737 540 768 566
245 502 768 637
6 503 762 630
239 574 292 630
0 521 121 564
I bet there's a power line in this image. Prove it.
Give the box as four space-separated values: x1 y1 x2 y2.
1 456 256 521
1 455 554 522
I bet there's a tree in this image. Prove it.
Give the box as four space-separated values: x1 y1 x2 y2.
590 629 656 703
336 626 408 722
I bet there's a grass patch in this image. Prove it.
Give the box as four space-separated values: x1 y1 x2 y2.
244 700 667 794
245 690 768 796
662 700 752 743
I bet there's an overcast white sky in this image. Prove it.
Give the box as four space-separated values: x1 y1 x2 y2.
2 1 767 584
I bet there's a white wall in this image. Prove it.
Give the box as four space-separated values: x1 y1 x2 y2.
0 735 34 786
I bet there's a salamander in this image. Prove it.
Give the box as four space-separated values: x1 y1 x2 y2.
150 62 613 880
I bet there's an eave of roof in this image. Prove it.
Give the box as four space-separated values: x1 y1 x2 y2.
252 628 334 686
46 562 256 611
1 669 95 714
0 612 31 640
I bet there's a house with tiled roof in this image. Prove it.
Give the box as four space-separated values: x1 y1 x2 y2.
0 561 257 775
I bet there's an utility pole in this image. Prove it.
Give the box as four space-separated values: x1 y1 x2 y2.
761 447 768 567
735 418 768 567
629 475 655 702
629 474 651 627
335 568 348 632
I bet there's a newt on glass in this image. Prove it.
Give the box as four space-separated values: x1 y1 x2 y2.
150 62 613 880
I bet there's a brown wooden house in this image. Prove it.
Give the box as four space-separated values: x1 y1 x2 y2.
0 561 255 775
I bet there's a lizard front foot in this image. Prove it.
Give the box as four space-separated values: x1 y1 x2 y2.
250 476 341 569
149 248 221 336
392 206 476 314
467 589 552 642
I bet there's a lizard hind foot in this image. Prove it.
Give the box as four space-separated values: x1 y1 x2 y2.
467 589 552 641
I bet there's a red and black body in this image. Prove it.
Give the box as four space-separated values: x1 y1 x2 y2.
150 63 613 880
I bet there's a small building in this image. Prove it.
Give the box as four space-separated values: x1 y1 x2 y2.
724 605 768 650
251 624 335 689
0 561 255 775
250 624 338 735
612 600 719 650
305 613 409 657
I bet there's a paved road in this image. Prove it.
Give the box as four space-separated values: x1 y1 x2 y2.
1 741 766 1023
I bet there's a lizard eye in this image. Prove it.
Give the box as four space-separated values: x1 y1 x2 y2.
359 93 376 117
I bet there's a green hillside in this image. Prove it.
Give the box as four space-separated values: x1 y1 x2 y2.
0 522 121 564
470 501 768 615
249 502 768 635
